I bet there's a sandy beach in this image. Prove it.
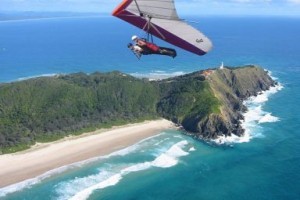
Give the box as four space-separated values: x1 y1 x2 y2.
0 119 175 188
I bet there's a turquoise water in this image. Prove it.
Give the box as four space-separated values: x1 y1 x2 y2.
0 16 300 199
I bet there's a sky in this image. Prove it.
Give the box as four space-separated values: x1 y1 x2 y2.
0 0 300 16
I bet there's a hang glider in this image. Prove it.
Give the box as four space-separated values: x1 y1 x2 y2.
112 0 213 56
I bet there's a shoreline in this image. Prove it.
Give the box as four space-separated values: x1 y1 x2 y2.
212 82 283 144
0 119 176 188
0 15 103 23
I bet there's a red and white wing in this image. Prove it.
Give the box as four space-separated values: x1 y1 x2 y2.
112 0 213 56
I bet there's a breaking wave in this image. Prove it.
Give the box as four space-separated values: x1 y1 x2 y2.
0 165 72 198
0 133 165 197
61 141 189 200
16 73 59 82
131 70 186 80
0 133 188 199
214 81 283 145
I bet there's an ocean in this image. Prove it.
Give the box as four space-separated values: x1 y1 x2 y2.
0 16 300 199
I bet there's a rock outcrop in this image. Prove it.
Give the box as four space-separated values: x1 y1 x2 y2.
158 65 276 140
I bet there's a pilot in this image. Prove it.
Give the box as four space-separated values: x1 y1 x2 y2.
130 35 177 58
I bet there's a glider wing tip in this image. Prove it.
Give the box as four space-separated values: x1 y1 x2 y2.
112 0 132 16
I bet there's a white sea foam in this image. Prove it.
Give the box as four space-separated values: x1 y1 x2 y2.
69 174 122 200
131 71 186 80
251 94 269 103
154 137 170 146
0 133 165 197
189 147 196 152
67 140 189 200
213 132 252 144
0 164 73 197
101 142 139 158
55 170 114 200
259 113 279 123
0 141 142 197
1 135 187 199
16 73 59 82
121 162 151 174
0 159 117 198
152 141 188 168
267 70 279 81
213 82 283 145
174 135 184 139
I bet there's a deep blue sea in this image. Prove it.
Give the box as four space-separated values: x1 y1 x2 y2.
0 16 300 200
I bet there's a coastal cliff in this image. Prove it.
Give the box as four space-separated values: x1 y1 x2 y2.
0 65 276 153
158 65 276 140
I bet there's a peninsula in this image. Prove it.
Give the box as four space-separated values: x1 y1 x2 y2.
0 65 276 154
0 65 277 187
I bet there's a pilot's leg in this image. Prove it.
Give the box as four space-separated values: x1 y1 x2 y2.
159 47 177 58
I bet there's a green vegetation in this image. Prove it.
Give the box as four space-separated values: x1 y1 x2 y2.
0 72 160 153
0 70 222 153
157 74 220 124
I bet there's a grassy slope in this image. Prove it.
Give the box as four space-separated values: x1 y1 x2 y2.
157 72 220 132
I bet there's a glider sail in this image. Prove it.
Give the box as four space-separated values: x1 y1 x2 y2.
112 0 213 56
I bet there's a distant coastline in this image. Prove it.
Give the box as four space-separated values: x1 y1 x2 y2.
0 12 103 22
